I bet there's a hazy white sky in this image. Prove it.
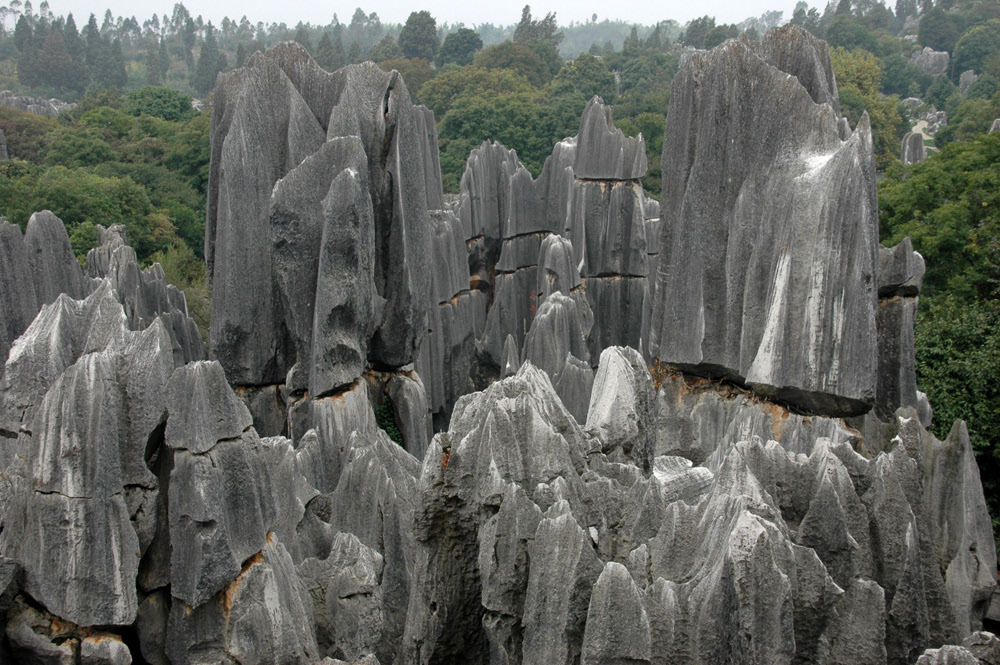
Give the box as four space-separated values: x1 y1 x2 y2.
40 0 800 30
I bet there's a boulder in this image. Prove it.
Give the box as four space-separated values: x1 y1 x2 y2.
910 47 950 76
902 131 927 165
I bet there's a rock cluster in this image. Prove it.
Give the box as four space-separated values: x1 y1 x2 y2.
0 28 996 665
0 90 75 116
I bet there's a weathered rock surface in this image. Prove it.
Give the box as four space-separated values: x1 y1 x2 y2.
0 90 75 116
574 96 648 180
0 128 7 160
1 27 996 665
650 26 878 416
903 131 927 164
910 47 950 76
207 45 433 387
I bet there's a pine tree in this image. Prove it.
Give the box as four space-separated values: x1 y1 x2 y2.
236 41 246 67
63 13 89 92
314 32 340 70
192 23 220 96
146 38 161 85
293 22 311 52
84 13 99 69
35 26 69 90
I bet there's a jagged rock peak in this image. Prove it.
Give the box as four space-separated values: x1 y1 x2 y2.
650 26 878 417
207 43 434 387
753 24 841 115
574 96 648 181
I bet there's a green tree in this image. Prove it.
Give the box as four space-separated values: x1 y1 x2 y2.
549 53 615 103
314 31 343 71
474 41 552 87
682 16 715 48
369 33 402 62
419 66 535 117
438 27 482 66
918 8 961 53
398 10 438 62
123 86 196 122
925 73 958 109
934 97 996 145
953 20 1000 76
63 14 88 93
44 127 116 166
146 38 163 86
832 46 905 166
293 22 312 52
378 58 434 101
192 23 220 96
34 25 69 90
512 6 562 46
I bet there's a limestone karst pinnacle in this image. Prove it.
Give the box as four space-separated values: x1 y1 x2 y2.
0 28 995 665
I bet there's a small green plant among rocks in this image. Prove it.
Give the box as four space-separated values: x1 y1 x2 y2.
375 397 404 446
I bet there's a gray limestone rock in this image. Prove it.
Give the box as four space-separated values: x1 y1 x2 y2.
0 221 39 382
586 346 655 471
566 180 647 278
879 237 925 297
0 127 7 160
910 47 950 76
876 296 919 420
521 292 591 382
207 47 326 385
903 131 928 164
323 532 385 661
79 225 203 366
501 333 521 379
268 137 374 394
964 631 1000 664
166 360 252 454
522 502 603 665
387 372 431 460
916 645 980 665
573 97 647 181
754 25 841 115
291 379 377 494
579 561 652 665
415 105 445 211
328 429 420 664
457 141 523 242
86 227 204 366
80 636 132 665
224 534 319 664
991 118 1000 133
310 165 383 395
536 234 581 303
583 276 647 358
236 384 288 437
6 597 78 664
650 28 878 417
553 353 595 425
959 70 978 97
23 211 88 307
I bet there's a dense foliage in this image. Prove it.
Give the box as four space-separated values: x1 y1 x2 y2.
880 131 1000 524
0 87 210 339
